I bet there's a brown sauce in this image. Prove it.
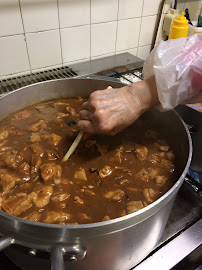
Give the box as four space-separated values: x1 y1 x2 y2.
0 98 176 224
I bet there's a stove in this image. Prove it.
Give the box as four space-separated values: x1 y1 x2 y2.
0 53 202 270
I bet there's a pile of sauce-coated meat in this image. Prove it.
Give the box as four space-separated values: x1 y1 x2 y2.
0 98 176 224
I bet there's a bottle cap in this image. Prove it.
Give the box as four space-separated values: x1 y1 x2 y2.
172 11 188 27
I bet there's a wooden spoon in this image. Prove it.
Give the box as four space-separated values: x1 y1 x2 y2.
62 131 84 162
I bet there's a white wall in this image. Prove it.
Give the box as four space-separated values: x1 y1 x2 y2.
0 0 201 79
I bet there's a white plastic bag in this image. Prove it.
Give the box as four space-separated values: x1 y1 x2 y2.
143 34 202 110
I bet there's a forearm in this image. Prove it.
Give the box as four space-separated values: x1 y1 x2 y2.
126 75 202 111
124 75 159 115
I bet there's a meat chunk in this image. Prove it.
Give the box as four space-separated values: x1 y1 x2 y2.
148 154 160 164
9 127 24 136
104 190 124 201
120 179 129 185
155 175 167 187
30 133 41 143
78 213 91 221
0 170 21 194
12 109 32 120
19 182 31 192
24 211 42 222
2 192 35 216
166 151 175 161
35 104 48 111
0 130 9 140
49 133 62 147
143 188 156 203
47 151 59 161
84 189 95 196
30 131 51 143
56 112 67 119
0 140 8 148
148 168 159 179
155 140 169 152
44 211 71 224
127 201 144 214
126 187 140 193
51 192 70 202
53 101 70 107
74 168 87 181
160 159 174 170
19 162 30 180
136 169 149 182
99 166 113 178
6 152 23 168
0 173 15 194
33 185 53 208
30 144 44 157
97 144 109 155
40 163 62 183
8 127 24 136
134 144 148 161
31 155 42 173
160 145 169 151
4 154 18 169
0 146 12 155
102 215 110 221
74 196 84 204
110 147 123 163
66 106 76 116
28 120 47 132
84 140 96 148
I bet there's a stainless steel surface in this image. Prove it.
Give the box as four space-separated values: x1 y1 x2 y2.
68 53 143 76
0 78 192 270
157 176 202 247
0 237 14 252
51 247 65 270
134 219 202 270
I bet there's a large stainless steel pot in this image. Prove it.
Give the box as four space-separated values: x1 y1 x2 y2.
0 78 192 270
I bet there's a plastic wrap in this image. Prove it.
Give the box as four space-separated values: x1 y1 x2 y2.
143 34 202 110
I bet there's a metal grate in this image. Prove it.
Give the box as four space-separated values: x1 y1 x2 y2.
96 67 143 85
0 66 78 95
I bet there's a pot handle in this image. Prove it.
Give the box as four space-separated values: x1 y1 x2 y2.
50 244 87 270
0 236 15 251
51 247 65 270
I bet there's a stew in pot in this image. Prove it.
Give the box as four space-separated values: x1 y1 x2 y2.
0 98 176 224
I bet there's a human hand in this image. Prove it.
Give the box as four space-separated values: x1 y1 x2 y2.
78 77 159 135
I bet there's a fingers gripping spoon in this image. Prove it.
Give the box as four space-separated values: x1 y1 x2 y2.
62 86 112 162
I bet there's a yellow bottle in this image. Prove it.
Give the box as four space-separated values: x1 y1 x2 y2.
169 11 188 39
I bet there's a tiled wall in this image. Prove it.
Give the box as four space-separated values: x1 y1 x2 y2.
0 0 201 79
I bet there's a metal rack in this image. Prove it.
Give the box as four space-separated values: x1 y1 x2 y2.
0 66 77 96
